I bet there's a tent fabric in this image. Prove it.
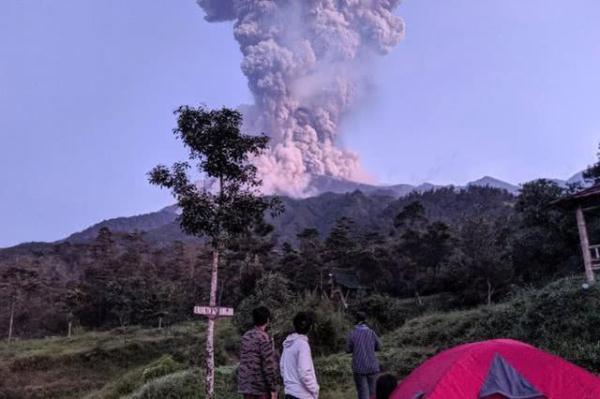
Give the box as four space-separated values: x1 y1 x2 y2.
478 354 544 399
390 339 600 399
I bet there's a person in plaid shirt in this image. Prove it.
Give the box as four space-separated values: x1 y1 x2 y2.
237 307 280 399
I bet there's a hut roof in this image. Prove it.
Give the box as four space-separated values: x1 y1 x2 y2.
330 269 363 289
555 184 600 210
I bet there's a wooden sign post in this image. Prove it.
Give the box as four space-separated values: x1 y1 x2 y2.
194 306 235 319
194 305 235 397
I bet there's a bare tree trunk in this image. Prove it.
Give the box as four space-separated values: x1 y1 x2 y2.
67 320 72 338
319 270 323 295
7 300 15 344
205 246 219 399
415 290 423 306
486 279 493 306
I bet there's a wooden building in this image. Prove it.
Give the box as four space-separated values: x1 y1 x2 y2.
328 269 363 309
556 184 600 284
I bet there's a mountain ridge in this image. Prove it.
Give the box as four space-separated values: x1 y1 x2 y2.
0 173 587 250
60 175 520 245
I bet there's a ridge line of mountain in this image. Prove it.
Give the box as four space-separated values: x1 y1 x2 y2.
0 173 586 250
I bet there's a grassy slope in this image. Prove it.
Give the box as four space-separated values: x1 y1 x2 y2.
0 323 207 399
3 276 600 399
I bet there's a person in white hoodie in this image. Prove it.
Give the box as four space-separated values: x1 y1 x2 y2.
280 312 320 399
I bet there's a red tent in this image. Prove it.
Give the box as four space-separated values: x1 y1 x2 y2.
390 339 600 399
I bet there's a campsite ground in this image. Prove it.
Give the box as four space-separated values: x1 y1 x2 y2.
2 276 600 398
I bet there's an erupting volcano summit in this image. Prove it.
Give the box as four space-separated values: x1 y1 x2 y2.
197 0 405 196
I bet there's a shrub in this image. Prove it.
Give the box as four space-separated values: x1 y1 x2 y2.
234 272 294 334
126 369 200 399
350 293 457 334
378 346 437 378
273 292 353 356
126 367 238 399
214 321 240 366
314 353 352 388
235 274 353 356
141 355 183 382
383 276 600 373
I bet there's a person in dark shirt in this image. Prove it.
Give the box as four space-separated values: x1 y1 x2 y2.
346 312 381 399
375 373 398 399
237 307 280 399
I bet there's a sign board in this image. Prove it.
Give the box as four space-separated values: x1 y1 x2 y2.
194 306 234 318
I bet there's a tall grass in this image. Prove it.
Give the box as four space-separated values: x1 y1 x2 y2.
4 276 600 398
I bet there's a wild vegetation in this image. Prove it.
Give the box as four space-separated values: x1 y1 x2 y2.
2 277 600 398
2 127 600 397
0 177 586 340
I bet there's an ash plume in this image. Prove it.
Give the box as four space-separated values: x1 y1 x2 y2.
197 0 404 195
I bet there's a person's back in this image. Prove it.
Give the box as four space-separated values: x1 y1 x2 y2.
237 307 279 399
280 312 319 399
346 312 381 399
347 322 381 373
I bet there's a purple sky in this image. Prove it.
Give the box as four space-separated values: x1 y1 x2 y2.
1 0 599 247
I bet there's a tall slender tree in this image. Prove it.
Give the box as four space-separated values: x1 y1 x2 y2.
584 142 600 184
148 106 280 399
1 265 40 343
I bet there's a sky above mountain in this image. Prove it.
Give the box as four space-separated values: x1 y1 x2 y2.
1 0 599 247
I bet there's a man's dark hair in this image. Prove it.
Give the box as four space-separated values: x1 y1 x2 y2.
355 311 367 324
293 312 313 335
376 373 398 399
252 306 271 327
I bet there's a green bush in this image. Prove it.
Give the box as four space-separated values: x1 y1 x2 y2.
272 292 353 356
235 274 353 356
214 321 241 367
378 346 437 378
349 293 457 334
142 355 183 382
385 306 500 349
85 366 145 399
383 276 600 373
126 367 239 399
314 353 352 387
126 369 200 399
234 272 295 334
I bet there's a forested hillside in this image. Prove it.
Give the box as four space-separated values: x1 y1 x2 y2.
0 180 583 339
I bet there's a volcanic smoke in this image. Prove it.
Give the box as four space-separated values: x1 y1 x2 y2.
197 0 404 196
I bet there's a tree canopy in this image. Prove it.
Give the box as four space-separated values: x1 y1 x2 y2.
148 106 280 246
